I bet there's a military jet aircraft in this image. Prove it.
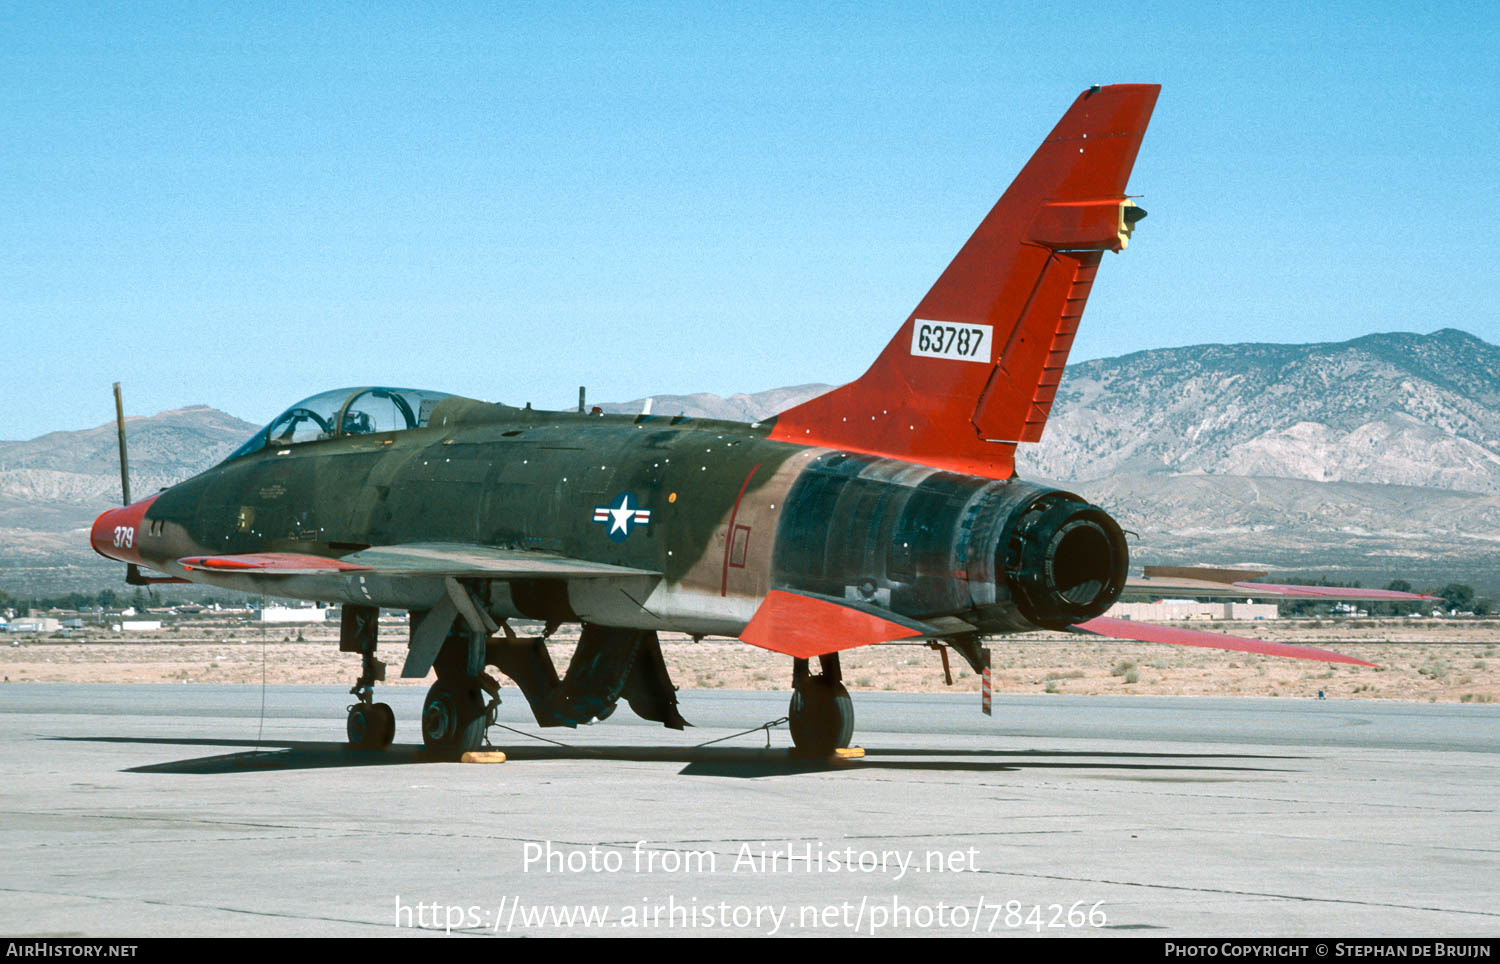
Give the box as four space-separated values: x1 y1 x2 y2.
91 84 1430 756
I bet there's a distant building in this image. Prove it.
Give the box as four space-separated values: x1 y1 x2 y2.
259 606 330 624
7 617 62 634
1106 601 1278 621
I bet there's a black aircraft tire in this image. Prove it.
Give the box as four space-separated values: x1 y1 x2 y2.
788 679 854 755
370 702 396 749
421 679 486 755
346 703 379 750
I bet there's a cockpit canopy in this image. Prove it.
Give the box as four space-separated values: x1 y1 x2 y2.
225 387 454 462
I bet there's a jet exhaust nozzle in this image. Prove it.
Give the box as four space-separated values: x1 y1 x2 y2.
998 492 1128 630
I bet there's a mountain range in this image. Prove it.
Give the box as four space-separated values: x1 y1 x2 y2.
4 329 1497 598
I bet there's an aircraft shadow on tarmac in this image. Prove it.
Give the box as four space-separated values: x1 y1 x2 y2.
49 736 1304 779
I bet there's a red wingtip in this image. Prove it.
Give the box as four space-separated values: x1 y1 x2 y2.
178 553 371 572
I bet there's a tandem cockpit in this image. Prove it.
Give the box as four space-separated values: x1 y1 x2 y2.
225 387 457 461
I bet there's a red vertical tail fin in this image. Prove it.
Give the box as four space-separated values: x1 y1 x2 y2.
768 84 1160 478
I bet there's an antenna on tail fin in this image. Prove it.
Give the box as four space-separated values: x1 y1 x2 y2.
767 84 1160 479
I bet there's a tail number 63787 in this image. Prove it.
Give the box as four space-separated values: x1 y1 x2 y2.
910 320 992 363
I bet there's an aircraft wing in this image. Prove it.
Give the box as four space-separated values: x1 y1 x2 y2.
178 543 660 580
1071 616 1375 666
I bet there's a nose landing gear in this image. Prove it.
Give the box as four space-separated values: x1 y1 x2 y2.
343 605 396 750
347 699 395 750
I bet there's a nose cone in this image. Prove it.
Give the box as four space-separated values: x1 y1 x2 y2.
90 496 158 564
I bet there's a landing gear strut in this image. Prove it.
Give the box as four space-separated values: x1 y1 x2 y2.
343 605 394 750
422 619 497 756
789 653 854 755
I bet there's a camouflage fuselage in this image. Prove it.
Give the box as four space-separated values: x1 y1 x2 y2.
123 396 1127 639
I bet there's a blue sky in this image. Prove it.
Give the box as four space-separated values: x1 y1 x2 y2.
3 1 1497 437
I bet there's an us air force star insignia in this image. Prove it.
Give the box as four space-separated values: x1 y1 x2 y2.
591 492 651 542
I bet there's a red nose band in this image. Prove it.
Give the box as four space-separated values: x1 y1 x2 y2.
90 496 158 564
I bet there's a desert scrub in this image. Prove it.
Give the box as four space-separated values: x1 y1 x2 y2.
1418 662 1450 680
1111 659 1137 677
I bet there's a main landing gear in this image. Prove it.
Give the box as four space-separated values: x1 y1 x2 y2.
788 653 854 756
420 620 499 755
420 677 488 754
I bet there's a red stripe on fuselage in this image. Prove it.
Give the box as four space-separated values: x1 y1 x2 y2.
721 462 761 596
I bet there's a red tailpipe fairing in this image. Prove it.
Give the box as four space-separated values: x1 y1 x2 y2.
768 84 1160 479
90 495 159 565
1072 616 1375 667
740 589 932 659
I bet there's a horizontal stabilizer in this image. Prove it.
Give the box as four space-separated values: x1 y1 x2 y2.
740 589 936 659
1072 616 1374 666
